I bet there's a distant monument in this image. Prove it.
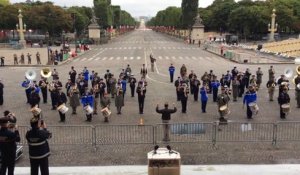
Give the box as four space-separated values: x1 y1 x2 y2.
191 14 205 44
88 9 100 44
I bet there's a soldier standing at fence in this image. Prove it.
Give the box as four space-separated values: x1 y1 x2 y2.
278 85 290 119
100 92 111 122
26 117 51 175
156 102 177 142
14 54 18 65
27 53 32 64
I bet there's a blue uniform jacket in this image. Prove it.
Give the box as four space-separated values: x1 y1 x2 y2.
169 66 175 75
211 81 220 89
200 87 208 101
83 70 89 81
81 94 94 108
243 91 257 105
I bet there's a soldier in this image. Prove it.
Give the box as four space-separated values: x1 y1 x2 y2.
68 83 80 115
268 65 275 81
278 85 290 119
180 64 187 78
243 85 257 119
200 84 208 113
174 77 181 101
36 52 42 64
69 66 77 84
256 67 263 90
109 74 117 98
140 64 147 78
277 74 289 94
26 117 51 175
217 87 230 124
20 53 25 64
0 79 3 105
231 76 240 102
136 81 146 114
115 82 124 114
266 76 276 101
104 70 112 93
178 82 189 113
27 53 32 64
193 76 201 101
100 92 111 122
82 67 89 84
57 88 67 122
39 77 48 104
13 53 18 65
294 74 300 108
150 54 156 72
224 70 232 88
129 75 136 97
231 66 239 79
244 68 251 89
0 117 20 175
168 63 175 83
211 76 221 102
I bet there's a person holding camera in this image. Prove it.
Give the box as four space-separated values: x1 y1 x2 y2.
156 102 177 142
0 116 20 175
26 117 51 175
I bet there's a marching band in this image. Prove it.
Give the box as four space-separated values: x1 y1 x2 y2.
1 62 300 128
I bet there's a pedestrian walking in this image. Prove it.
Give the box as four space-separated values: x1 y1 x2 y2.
156 102 177 142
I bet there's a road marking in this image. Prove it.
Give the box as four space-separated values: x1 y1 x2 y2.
80 58 87 61
179 56 183 60
185 56 190 60
95 57 101 61
124 47 127 49
116 57 120 60
158 56 163 60
205 57 212 60
172 56 176 60
124 57 127 60
165 56 170 60
130 57 134 60
137 56 141 60
88 57 94 61
192 56 197 60
102 57 107 60
198 57 203 60
109 57 114 60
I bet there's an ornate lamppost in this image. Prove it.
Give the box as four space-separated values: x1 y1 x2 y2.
268 9 278 42
16 9 27 48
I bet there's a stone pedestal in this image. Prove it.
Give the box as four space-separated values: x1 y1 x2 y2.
191 15 205 44
88 23 101 45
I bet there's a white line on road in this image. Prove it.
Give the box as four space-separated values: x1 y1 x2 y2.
102 57 107 61
137 57 141 60
88 57 94 61
95 57 101 61
80 58 87 61
109 57 114 60
130 57 134 60
124 57 127 60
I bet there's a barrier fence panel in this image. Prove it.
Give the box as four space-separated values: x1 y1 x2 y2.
276 122 300 142
94 125 154 145
18 126 30 145
215 122 274 143
155 123 214 144
46 125 93 145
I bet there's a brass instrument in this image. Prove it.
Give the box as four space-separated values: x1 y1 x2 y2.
296 65 300 75
284 67 293 78
48 82 56 91
116 85 123 96
41 68 52 78
70 84 78 97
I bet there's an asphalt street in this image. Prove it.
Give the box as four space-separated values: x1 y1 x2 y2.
0 30 299 126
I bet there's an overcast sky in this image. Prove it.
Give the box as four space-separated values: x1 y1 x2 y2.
10 0 217 17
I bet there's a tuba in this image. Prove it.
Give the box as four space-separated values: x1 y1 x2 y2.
41 68 52 78
284 67 293 78
25 70 37 81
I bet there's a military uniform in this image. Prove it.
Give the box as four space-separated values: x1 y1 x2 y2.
26 118 51 175
294 76 300 108
0 117 20 175
266 80 276 101
217 90 230 123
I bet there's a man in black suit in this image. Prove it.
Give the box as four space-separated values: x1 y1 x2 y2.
156 102 177 142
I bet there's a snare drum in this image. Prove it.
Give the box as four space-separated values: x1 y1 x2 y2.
219 105 230 116
101 107 111 117
30 105 42 116
248 102 259 115
57 104 69 114
84 105 94 115
281 104 290 114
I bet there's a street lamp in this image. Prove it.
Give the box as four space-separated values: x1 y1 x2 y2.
268 9 278 42
45 31 50 64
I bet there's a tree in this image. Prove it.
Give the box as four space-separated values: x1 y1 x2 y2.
112 5 121 27
0 0 9 6
181 0 198 29
94 0 112 28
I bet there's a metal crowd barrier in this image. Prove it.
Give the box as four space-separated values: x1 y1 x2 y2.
16 122 300 147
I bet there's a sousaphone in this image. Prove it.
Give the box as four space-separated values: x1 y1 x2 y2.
41 68 52 78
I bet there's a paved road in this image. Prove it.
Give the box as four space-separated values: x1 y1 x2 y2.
1 30 300 166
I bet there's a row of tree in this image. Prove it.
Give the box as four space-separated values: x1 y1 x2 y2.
94 0 136 29
147 0 300 38
0 1 136 36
